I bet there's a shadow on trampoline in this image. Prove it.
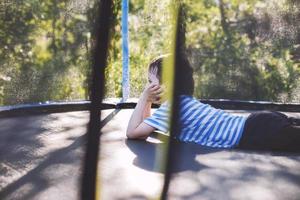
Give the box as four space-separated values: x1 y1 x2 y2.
0 112 89 200
125 133 300 200
0 135 84 200
167 151 300 200
126 138 222 173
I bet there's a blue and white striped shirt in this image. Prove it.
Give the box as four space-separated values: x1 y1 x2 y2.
144 95 247 148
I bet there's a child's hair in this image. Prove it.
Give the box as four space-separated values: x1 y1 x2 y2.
148 54 194 95
148 55 165 83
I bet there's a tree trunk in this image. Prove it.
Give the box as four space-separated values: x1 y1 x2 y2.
218 0 230 38
52 0 58 56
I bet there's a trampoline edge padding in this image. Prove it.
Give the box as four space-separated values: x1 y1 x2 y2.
0 99 300 118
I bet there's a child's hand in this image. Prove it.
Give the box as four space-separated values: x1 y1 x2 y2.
143 83 164 104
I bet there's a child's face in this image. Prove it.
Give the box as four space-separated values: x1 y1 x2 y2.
148 67 160 85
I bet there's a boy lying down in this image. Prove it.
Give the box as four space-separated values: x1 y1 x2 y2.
126 56 300 152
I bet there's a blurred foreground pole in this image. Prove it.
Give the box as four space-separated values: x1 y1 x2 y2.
160 3 185 200
81 1 112 200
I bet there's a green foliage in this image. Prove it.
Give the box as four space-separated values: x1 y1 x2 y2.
105 0 173 98
0 0 299 105
105 0 300 102
0 0 93 105
184 0 300 102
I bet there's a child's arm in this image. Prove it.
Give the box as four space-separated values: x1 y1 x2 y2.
126 83 162 139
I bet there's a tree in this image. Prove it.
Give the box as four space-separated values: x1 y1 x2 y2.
0 0 94 105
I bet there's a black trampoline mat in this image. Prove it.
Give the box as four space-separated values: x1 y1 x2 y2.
0 109 300 200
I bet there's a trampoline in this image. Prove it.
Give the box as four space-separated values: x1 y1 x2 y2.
1 1 300 200
0 105 300 200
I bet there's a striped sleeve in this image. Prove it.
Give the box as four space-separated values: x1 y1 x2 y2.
144 103 170 133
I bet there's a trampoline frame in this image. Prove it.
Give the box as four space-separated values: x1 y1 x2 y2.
1 99 299 118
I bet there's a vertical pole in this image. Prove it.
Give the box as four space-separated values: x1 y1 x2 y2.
160 3 184 200
122 0 130 101
81 1 112 200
